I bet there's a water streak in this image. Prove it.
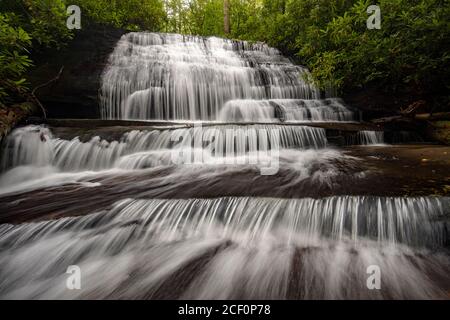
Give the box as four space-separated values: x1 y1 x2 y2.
0 196 448 299
0 125 327 172
355 131 385 145
219 98 358 122
100 32 320 120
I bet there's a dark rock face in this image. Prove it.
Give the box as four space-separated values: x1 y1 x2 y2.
342 85 416 120
27 24 125 119
342 83 450 120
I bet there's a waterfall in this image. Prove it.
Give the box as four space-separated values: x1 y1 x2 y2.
1 124 326 172
3 196 446 247
356 131 385 145
219 98 358 122
0 32 448 300
0 196 448 299
100 32 322 120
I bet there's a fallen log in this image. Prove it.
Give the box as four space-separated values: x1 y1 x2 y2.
414 112 450 121
372 112 450 124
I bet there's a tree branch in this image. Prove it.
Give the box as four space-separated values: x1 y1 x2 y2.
30 66 65 119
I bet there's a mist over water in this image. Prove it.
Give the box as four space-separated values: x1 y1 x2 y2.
0 33 448 299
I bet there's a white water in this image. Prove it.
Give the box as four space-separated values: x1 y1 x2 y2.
356 131 385 145
100 33 360 122
219 98 358 122
0 32 448 300
0 196 448 299
1 124 326 173
0 125 355 196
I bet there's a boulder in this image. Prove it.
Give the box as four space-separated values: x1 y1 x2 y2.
27 23 125 119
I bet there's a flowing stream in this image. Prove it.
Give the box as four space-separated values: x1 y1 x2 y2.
0 33 448 299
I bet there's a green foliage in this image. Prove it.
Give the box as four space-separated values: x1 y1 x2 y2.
162 0 224 36
1 0 448 106
187 0 225 36
0 0 73 104
172 0 449 96
0 0 166 104
0 12 32 103
298 0 450 93
1 0 73 48
24 0 73 48
71 0 166 31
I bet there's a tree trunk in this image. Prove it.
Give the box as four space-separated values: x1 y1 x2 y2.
223 0 230 35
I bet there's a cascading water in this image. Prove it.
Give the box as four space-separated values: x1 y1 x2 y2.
218 98 358 122
100 32 359 122
343 130 385 146
0 124 326 172
0 33 448 300
356 131 385 145
0 196 448 299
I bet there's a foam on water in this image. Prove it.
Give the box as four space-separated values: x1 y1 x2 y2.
0 125 327 172
0 196 448 299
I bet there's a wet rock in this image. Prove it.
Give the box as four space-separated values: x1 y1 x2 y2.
26 23 125 119
427 121 450 145
0 102 37 140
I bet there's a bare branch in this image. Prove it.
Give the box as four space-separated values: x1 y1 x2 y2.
30 66 65 119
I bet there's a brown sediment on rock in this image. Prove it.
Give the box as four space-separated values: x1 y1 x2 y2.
344 144 450 196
